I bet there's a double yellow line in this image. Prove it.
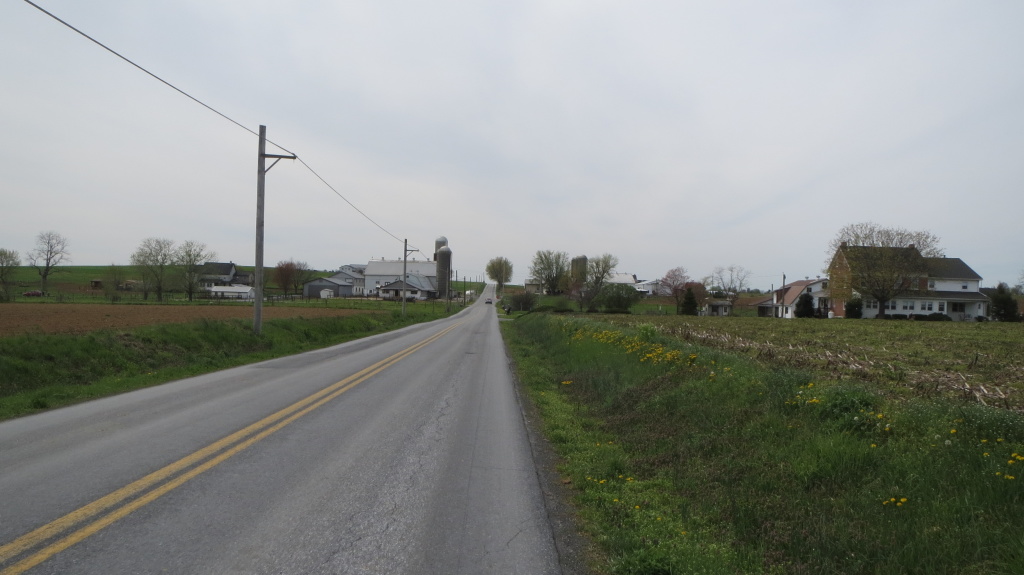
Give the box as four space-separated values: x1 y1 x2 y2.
0 322 461 575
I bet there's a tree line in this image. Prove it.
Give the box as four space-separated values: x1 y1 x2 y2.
0 231 317 303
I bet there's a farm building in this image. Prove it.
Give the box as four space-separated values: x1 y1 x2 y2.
379 274 437 300
302 276 355 298
205 285 255 300
827 243 989 320
759 279 831 318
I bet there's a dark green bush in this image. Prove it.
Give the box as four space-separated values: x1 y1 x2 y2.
844 298 863 319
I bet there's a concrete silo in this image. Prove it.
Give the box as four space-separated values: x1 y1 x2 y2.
434 236 448 261
436 245 452 300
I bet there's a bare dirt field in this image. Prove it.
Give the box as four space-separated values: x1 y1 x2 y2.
0 303 371 337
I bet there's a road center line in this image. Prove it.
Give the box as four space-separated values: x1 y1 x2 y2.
0 322 460 575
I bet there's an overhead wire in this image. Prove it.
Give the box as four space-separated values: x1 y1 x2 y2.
22 0 412 249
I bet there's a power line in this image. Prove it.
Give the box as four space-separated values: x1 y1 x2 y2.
22 0 413 250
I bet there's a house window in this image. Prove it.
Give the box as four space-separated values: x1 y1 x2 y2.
902 301 915 311
962 283 968 290
938 302 946 312
884 301 898 311
822 281 828 289
806 287 812 293
928 281 935 290
865 300 878 309
921 301 933 312
950 302 966 313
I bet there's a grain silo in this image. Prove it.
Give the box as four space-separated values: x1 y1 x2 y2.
436 245 452 300
434 236 448 261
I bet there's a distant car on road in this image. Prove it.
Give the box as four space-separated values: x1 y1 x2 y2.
485 298 492 304
22 290 43 297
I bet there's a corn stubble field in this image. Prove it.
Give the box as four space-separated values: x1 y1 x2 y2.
605 315 1024 411
501 308 1024 575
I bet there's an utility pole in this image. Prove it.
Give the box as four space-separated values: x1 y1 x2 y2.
401 239 408 317
254 125 296 335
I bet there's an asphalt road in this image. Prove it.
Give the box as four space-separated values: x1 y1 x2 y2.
0 286 570 574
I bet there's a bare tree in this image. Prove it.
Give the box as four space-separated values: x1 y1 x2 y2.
710 265 751 310
131 238 176 301
529 250 569 295
176 241 217 302
660 267 690 314
103 263 125 302
485 256 513 295
274 261 298 296
582 253 618 311
0 248 21 301
825 222 943 269
274 259 314 295
28 231 71 292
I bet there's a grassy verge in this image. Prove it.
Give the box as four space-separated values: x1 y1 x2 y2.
503 313 1024 574
0 309 449 420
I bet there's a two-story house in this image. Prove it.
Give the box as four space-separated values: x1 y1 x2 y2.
828 243 988 320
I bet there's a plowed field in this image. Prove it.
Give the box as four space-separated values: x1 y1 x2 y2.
0 303 370 336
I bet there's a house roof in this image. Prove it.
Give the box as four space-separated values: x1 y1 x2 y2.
364 260 438 278
306 276 353 287
928 290 989 301
206 285 253 293
839 245 928 273
774 279 818 306
380 273 437 292
328 270 361 282
924 258 982 280
200 262 236 276
607 273 638 285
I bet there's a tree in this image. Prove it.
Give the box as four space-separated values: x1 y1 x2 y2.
680 287 699 315
845 298 863 319
485 257 513 295
28 231 70 292
568 256 588 310
709 265 751 311
0 248 21 302
660 267 690 314
529 250 569 295
601 283 642 313
510 291 538 312
103 263 126 302
274 260 314 295
274 261 298 296
826 223 941 316
825 222 943 269
795 292 815 318
176 241 216 302
131 238 176 301
990 283 1021 322
581 253 618 311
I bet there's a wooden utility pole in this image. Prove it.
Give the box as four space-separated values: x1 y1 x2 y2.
402 239 408 317
254 125 296 335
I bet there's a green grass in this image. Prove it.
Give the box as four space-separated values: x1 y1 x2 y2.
503 313 1024 574
0 308 453 420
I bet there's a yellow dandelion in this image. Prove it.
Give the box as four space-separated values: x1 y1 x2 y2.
900 498 907 502
951 429 957 434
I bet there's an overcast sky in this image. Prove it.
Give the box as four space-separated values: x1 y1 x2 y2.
3 1 1022 289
